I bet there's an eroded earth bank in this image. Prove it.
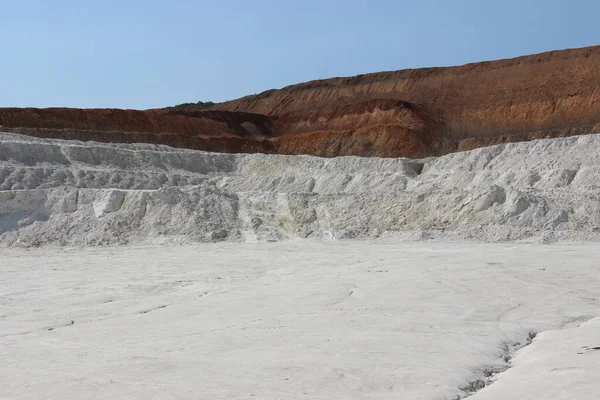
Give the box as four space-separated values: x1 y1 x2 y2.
3 45 600 158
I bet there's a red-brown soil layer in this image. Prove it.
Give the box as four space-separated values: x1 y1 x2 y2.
2 45 600 158
275 124 430 158
0 108 276 153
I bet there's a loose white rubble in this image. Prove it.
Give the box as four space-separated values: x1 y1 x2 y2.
1 242 599 400
2 132 600 246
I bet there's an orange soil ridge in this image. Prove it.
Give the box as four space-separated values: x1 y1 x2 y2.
2 45 600 158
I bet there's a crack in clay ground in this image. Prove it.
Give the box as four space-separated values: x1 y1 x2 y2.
459 331 538 398
469 316 600 399
462 315 600 399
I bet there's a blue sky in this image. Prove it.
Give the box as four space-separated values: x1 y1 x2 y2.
1 0 599 109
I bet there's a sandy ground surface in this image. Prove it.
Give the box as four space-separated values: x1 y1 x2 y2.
1 240 599 399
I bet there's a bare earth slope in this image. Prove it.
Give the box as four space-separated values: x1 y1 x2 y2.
217 45 600 156
2 45 600 157
0 108 276 154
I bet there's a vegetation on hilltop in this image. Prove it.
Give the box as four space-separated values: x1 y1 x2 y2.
165 101 215 111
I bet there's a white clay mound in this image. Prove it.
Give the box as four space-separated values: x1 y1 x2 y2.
2 131 600 246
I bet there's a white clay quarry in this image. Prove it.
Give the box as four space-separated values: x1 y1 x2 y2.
1 132 600 399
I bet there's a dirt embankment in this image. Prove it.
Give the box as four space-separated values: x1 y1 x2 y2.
2 45 600 158
0 108 276 154
217 45 600 155
275 124 430 158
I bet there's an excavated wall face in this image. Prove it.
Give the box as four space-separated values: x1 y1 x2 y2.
2 131 600 246
4 46 600 159
216 46 600 137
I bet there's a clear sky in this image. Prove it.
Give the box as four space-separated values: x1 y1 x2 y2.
1 0 599 109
